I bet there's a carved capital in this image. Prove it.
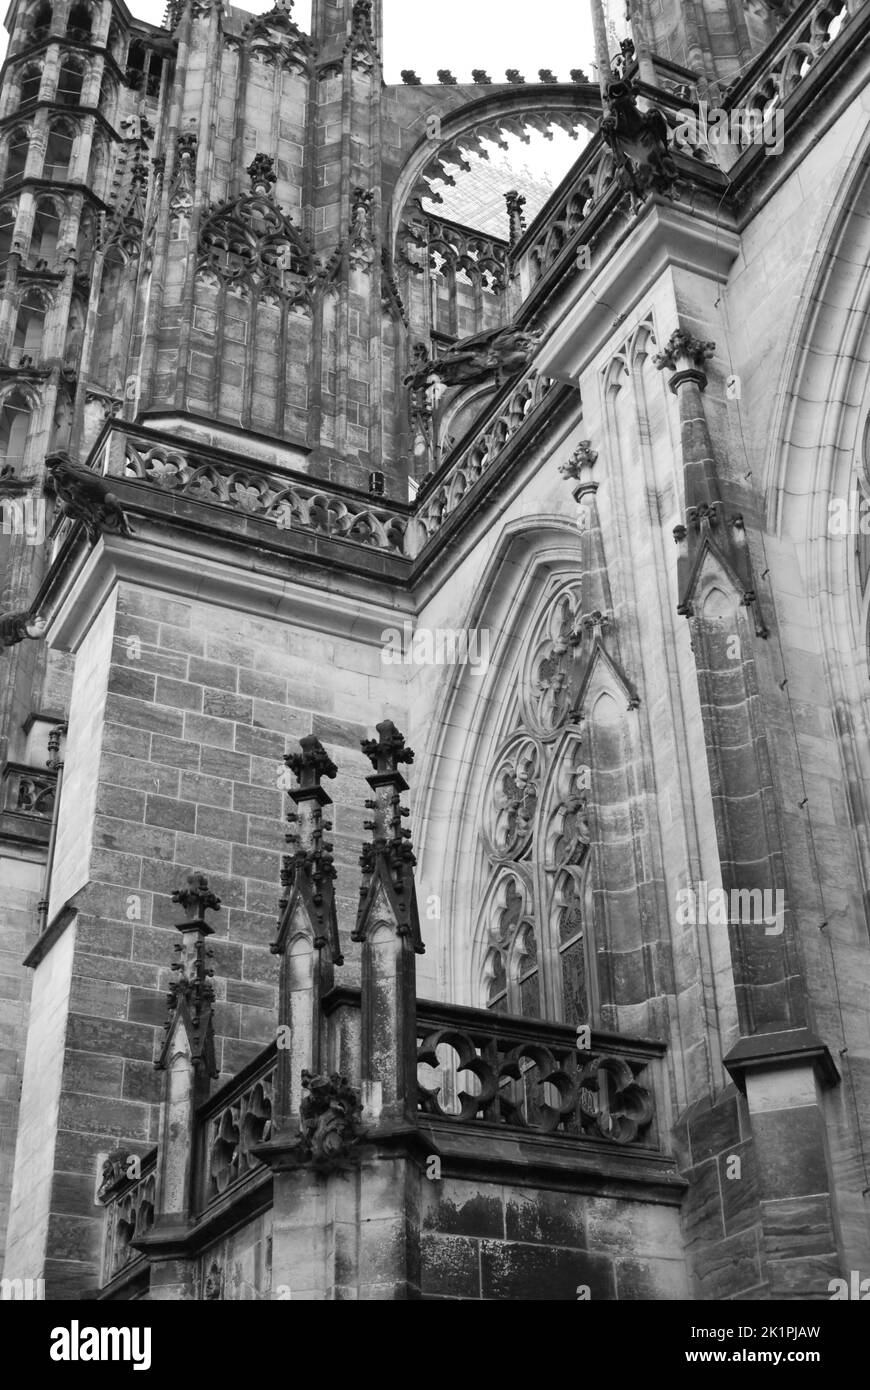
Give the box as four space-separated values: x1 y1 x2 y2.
293 1071 365 1168
558 440 598 490
653 329 716 391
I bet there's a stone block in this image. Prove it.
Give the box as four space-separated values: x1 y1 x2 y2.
146 796 197 832
420 1233 481 1298
481 1241 615 1301
504 1187 586 1249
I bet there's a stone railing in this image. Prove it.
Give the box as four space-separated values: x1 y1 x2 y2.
100 1150 157 1284
416 999 663 1147
399 211 509 294
1 762 57 818
728 0 852 114
520 139 615 289
197 1044 276 1209
109 432 415 558
510 105 716 295
411 370 556 548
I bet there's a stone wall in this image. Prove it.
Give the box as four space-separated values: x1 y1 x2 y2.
421 1177 688 1301
8 575 407 1292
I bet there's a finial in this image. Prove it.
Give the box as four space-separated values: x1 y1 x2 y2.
285 734 337 791
276 737 341 960
505 189 527 247
171 871 221 931
361 719 414 776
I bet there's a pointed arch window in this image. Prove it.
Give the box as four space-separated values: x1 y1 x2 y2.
474 579 600 1026
125 39 146 87
44 120 75 180
12 287 49 366
66 3 93 42
18 62 43 107
0 388 35 467
28 2 52 44
30 196 61 267
5 128 30 183
56 56 85 106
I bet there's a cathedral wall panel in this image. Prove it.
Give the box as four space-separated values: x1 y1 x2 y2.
420 1176 688 1300
3 919 75 1285
0 853 40 1265
24 576 409 1286
199 1210 273 1300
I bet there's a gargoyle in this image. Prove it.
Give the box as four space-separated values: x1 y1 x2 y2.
297 1070 365 1167
600 79 677 203
97 1147 132 1200
0 611 46 649
45 452 135 543
404 324 544 392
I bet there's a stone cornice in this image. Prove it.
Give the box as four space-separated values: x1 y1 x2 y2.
535 198 740 385
37 520 414 657
723 1028 840 1093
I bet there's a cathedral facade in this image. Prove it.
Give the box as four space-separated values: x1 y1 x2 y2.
0 0 868 1300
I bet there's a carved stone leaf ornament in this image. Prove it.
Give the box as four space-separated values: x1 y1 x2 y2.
295 1071 365 1168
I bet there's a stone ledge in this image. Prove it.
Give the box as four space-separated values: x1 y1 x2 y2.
723 1028 840 1093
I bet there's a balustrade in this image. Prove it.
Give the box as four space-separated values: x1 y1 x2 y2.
416 1001 661 1146
100 1152 156 1283
197 1048 276 1208
118 434 413 557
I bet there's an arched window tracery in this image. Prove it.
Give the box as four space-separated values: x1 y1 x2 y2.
475 578 597 1026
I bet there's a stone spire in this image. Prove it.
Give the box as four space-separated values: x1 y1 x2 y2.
353 720 423 953
157 872 220 1077
275 734 341 961
151 873 220 1249
272 735 342 1126
353 720 422 1125
504 190 527 248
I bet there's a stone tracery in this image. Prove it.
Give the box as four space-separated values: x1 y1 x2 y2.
196 154 314 308
477 580 597 1025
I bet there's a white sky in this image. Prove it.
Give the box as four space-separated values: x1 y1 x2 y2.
0 1 602 192
2 0 597 80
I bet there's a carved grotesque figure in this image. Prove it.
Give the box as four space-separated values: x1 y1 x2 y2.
0 612 45 649
46 452 135 543
297 1071 365 1166
405 324 544 392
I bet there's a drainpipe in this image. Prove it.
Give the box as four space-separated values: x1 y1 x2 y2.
37 720 67 934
